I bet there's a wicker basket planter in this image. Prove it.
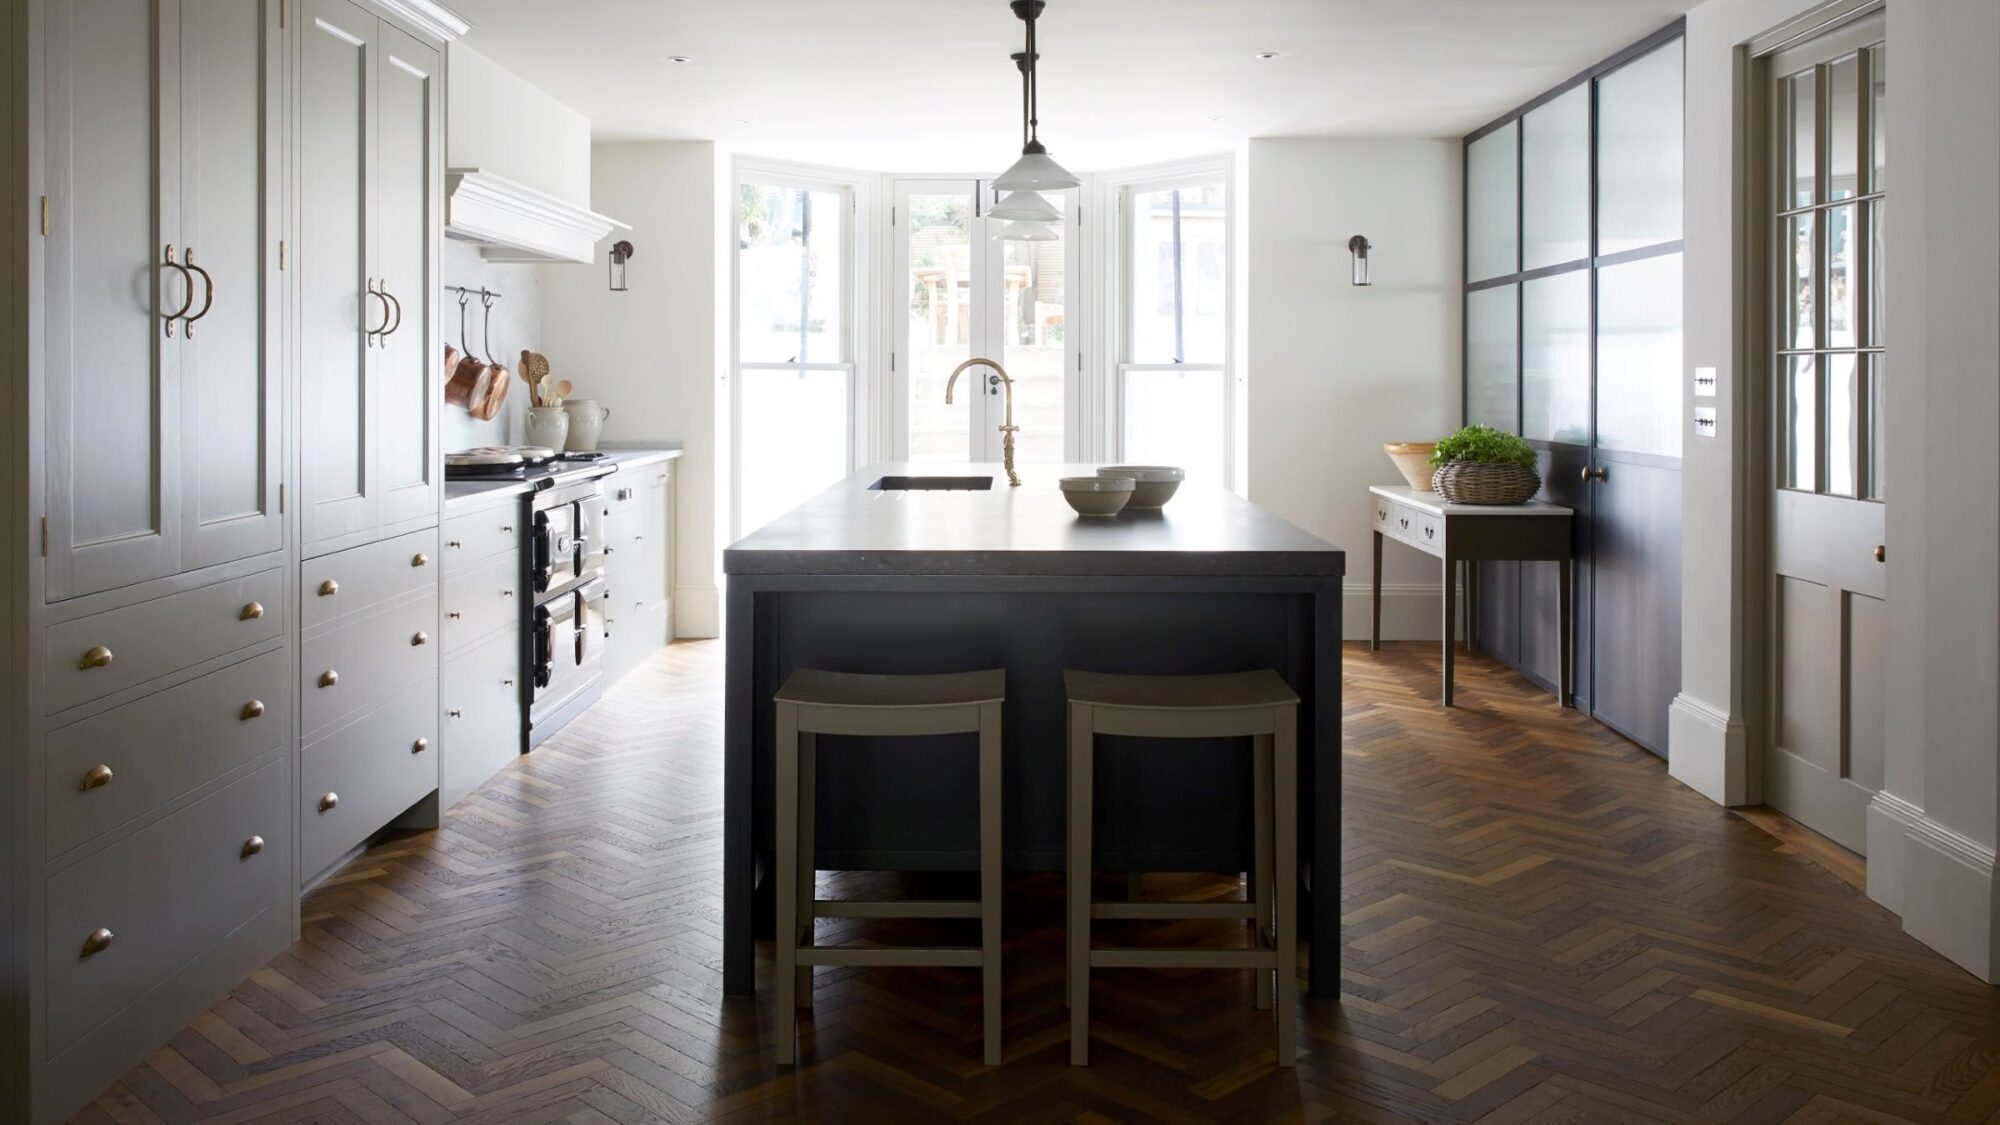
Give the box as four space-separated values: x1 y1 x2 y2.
1431 460 1540 505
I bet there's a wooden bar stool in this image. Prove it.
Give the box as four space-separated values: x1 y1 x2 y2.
772 668 1006 1066
1064 669 1299 1067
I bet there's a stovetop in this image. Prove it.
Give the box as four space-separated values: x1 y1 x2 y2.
444 450 611 481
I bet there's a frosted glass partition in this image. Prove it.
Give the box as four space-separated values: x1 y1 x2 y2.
1595 252 1683 457
1465 285 1519 431
1522 86 1590 270
1522 270 1591 445
1466 122 1518 282
1598 39 1684 255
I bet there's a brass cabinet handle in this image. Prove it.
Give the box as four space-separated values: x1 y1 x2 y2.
412 552 429 567
318 792 339 812
182 247 215 338
412 737 428 754
80 927 114 959
241 699 266 720
411 631 428 646
1875 544 1886 562
365 279 391 347
319 579 339 596
240 602 264 620
240 835 265 859
161 245 195 338
319 670 338 688
379 283 404 337
1580 466 1608 482
78 645 113 670
79 764 113 792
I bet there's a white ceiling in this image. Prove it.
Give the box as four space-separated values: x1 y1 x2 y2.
448 0 1696 172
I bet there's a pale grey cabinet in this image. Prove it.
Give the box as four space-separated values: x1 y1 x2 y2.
438 497 525 811
604 460 675 685
298 0 440 551
41 0 282 600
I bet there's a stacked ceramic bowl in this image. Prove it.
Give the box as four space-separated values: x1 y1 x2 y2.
1058 465 1185 517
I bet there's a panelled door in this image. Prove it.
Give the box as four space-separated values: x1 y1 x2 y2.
1764 17 1887 854
298 0 377 548
372 23 440 528
180 0 285 570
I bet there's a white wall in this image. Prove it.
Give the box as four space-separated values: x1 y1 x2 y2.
1245 138 1464 639
447 43 591 206
1676 0 2000 980
539 141 724 637
441 240 541 451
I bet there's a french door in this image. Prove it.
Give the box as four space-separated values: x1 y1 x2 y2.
1763 14 1887 854
891 179 1077 463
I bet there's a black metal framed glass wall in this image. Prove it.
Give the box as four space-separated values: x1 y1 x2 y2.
1461 21 1685 755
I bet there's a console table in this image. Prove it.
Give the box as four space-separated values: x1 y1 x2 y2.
1368 484 1574 707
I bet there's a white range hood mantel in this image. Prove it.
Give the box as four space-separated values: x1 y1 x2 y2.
445 168 628 264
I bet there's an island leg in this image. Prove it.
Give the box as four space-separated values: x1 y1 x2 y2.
1309 580 1342 997
724 581 756 996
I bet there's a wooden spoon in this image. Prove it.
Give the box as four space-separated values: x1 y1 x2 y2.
553 379 573 406
537 373 553 408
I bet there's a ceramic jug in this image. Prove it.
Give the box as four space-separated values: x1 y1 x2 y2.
563 400 610 452
525 406 570 452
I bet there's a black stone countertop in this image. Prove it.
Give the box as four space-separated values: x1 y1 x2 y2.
724 463 1345 578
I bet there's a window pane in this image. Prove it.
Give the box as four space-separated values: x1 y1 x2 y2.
1522 86 1590 269
1787 213 1815 349
737 368 849 533
905 192 974 461
1865 354 1885 499
1869 45 1886 191
1787 70 1817 208
1122 367 1225 487
1867 201 1884 346
1128 183 1225 364
1466 284 1518 430
1598 38 1684 254
1522 270 1591 444
1828 53 1860 201
738 184 843 363
1825 352 1858 497
1002 225 1067 463
1595 252 1682 457
1783 354 1817 490
1827 204 1856 348
1466 122 1518 281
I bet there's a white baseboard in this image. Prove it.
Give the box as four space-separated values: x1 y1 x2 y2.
1667 693 1749 805
1342 581 1455 642
674 583 721 639
1867 791 1998 982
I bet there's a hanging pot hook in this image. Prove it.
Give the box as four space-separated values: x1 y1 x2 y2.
480 287 498 364
457 289 472 355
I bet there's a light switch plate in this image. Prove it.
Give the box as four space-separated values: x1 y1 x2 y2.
1694 406 1718 437
1694 366 1718 397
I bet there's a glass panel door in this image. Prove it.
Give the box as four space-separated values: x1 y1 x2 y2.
1118 176 1229 486
898 181 982 462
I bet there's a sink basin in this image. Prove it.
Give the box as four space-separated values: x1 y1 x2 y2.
870 475 994 491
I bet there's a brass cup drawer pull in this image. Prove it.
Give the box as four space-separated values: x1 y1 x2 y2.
412 737 429 754
240 835 265 859
319 579 339 596
412 552 429 567
240 602 265 620
319 670 339 688
318 792 339 812
241 699 266 720
78 645 113 670
79 764 113 792
411 631 429 646
1874 544 1886 562
80 927 114 960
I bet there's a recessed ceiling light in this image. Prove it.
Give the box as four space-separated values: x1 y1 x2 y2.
734 118 753 126
1254 51 1280 60
1209 115 1225 123
665 55 693 64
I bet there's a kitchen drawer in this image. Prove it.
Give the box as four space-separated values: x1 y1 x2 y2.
301 678 439 879
442 552 520 654
46 758 285 1057
46 569 285 715
443 505 521 574
441 625 522 811
1379 500 1443 555
47 648 288 857
605 595 667 687
301 527 439 630
301 590 439 738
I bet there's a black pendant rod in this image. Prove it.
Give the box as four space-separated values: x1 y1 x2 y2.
1011 0 1047 151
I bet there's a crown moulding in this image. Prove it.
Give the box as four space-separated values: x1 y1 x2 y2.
445 168 630 264
375 0 471 41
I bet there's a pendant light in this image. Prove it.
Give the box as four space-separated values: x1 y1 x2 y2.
992 0 1080 192
991 219 1059 241
988 190 1062 222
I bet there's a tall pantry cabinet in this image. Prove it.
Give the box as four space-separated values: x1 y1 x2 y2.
5 1 463 1120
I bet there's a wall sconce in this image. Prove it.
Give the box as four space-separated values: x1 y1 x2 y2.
1347 235 1372 286
609 240 634 292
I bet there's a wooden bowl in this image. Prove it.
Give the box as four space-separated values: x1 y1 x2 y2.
1383 442 1438 491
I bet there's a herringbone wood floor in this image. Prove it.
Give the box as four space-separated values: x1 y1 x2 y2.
78 642 2000 1123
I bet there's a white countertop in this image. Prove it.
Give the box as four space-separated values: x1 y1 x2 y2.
1369 483 1570 517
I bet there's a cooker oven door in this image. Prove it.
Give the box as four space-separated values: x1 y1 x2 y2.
531 578 606 704
531 502 581 593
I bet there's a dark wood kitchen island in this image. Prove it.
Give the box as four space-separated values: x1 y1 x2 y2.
721 464 1346 998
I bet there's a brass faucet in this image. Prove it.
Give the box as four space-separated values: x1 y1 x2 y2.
944 357 1021 486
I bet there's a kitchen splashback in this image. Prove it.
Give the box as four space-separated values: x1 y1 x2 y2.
443 239 543 450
